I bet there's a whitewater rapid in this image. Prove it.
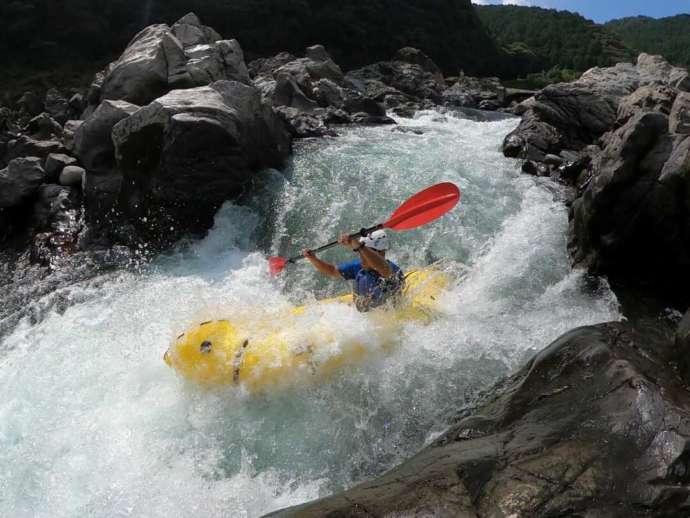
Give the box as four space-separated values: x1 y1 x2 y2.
0 111 620 517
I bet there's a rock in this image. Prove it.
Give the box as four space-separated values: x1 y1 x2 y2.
272 73 319 112
59 165 86 188
68 93 86 116
676 310 690 383
26 113 63 140
304 44 331 63
0 157 46 208
342 91 386 118
74 100 140 172
617 84 678 126
4 136 65 164
44 153 78 182
74 100 139 217
670 92 690 135
29 185 81 266
44 88 70 124
101 24 171 105
17 91 44 117
504 55 689 161
348 61 442 104
569 110 690 297
478 99 501 111
184 39 251 87
351 113 396 125
171 12 221 48
441 83 477 108
543 153 564 167
275 107 337 138
312 78 345 109
62 120 83 153
271 322 690 517
248 52 297 79
393 47 444 83
112 80 291 236
502 134 524 158
391 126 424 135
521 160 549 177
637 53 690 91
276 55 345 91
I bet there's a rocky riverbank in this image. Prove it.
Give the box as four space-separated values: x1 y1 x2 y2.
270 314 690 517
503 54 690 306
0 12 512 267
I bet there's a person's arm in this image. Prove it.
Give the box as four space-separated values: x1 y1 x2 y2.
339 234 393 278
303 250 340 278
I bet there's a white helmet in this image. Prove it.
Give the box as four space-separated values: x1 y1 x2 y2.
360 229 389 251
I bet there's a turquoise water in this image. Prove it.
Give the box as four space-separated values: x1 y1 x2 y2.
0 111 620 517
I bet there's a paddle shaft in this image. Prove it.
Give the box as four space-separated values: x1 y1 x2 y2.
283 224 384 265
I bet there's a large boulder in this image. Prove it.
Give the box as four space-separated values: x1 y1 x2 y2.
670 92 690 135
393 47 444 83
74 100 140 217
112 80 291 235
569 110 690 297
92 13 250 108
271 322 690 517
0 157 46 209
504 54 690 161
74 100 140 172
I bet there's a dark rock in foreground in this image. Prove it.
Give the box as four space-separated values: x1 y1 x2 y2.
269 321 690 517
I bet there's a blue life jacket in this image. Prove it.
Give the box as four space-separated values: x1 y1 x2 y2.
337 259 404 312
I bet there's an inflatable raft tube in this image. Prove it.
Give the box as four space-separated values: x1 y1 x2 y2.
164 267 450 391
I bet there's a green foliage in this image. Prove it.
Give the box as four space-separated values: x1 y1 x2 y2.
606 15 690 68
476 5 634 75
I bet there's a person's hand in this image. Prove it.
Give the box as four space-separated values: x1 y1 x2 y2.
303 249 316 260
339 234 359 250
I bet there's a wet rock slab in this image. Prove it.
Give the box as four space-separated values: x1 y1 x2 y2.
268 322 690 517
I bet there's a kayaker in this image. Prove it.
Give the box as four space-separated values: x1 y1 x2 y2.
303 229 405 312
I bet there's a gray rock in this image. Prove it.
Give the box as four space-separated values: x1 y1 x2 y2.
17 91 44 117
0 157 46 208
112 80 291 235
101 24 171 105
74 100 140 172
272 73 319 112
26 113 63 140
522 160 550 177
312 78 345 109
569 110 690 295
304 44 331 63
441 83 477 108
393 47 444 83
185 39 251 86
676 309 690 383
62 120 84 153
29 184 81 266
504 54 688 160
248 52 297 79
271 323 690 517
44 153 78 182
670 92 690 135
171 12 221 48
44 88 70 124
616 84 677 126
68 93 86 115
543 153 564 166
4 136 65 163
59 165 86 188
275 107 337 138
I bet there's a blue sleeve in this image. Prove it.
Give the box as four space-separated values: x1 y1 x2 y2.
337 260 361 280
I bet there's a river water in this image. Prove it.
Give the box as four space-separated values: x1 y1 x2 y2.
0 111 620 517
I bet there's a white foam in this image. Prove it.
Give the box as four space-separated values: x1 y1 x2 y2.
0 112 620 517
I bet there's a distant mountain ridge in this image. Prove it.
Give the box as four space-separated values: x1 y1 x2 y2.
606 15 690 68
476 5 634 75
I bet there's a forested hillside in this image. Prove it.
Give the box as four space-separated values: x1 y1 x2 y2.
0 0 502 93
476 5 633 75
606 15 690 68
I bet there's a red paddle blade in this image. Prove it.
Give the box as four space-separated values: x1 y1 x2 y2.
384 182 461 231
268 257 287 276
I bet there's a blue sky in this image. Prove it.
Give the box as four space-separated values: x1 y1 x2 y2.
471 0 690 23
